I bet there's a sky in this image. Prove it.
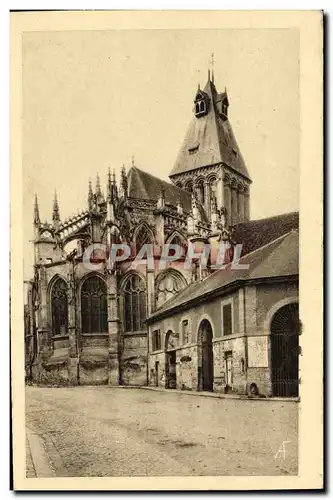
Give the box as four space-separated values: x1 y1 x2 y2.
23 28 299 280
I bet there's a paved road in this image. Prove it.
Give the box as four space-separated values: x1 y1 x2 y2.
25 386 298 477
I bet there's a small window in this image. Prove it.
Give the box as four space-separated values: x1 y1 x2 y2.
182 320 190 344
222 303 233 336
152 329 161 351
185 181 194 193
222 102 228 116
195 99 207 117
188 144 199 155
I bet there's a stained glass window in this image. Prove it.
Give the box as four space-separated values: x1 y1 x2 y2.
51 278 68 335
81 276 108 334
123 274 147 332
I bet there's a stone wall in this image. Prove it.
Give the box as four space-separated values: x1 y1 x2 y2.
148 280 299 397
176 345 199 390
120 334 148 386
213 337 247 394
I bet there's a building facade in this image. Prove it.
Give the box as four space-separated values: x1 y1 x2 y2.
25 72 300 396
147 228 299 397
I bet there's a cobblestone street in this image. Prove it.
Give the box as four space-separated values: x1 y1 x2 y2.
25 386 298 477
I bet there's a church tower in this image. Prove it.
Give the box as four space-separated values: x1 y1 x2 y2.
169 71 252 226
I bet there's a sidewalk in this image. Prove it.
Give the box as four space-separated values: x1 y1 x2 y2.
119 385 300 402
26 427 69 478
25 435 36 478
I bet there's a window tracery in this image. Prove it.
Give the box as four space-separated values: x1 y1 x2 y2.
51 278 68 336
81 276 108 334
123 274 147 332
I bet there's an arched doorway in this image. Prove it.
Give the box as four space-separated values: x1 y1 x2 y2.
270 303 300 397
198 319 214 391
165 330 178 389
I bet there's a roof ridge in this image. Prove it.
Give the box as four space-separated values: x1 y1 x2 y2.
235 211 299 227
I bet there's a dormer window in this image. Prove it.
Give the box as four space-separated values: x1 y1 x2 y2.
194 91 209 118
188 144 199 155
221 99 228 120
188 141 199 155
195 99 206 117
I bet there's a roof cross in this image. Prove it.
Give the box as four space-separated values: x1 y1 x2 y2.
210 53 215 83
210 53 215 70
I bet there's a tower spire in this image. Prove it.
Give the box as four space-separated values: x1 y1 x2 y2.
33 193 40 226
107 167 112 201
52 190 60 222
95 172 104 203
112 168 118 198
95 173 102 196
120 164 128 199
88 178 94 209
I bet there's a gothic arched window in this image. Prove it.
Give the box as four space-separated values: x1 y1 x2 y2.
168 233 188 258
135 225 154 254
51 278 68 336
155 270 187 309
123 274 147 332
81 276 108 334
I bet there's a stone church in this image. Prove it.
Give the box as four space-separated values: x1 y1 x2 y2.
25 71 300 397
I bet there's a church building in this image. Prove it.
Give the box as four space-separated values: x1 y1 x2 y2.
25 70 300 397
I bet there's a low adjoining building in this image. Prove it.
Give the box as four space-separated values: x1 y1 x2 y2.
147 222 299 398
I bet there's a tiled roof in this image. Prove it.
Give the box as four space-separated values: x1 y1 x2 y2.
128 166 192 211
233 212 299 256
148 228 299 322
170 79 250 180
127 166 208 222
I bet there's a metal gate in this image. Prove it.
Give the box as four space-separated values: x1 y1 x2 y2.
270 303 300 397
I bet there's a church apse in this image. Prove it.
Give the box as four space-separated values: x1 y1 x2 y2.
25 71 260 389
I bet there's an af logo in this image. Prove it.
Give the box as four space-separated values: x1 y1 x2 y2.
274 441 290 460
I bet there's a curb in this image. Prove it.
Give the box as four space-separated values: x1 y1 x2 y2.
114 385 300 402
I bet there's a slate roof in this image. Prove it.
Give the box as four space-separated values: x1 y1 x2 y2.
170 78 251 180
148 228 299 322
127 165 208 221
